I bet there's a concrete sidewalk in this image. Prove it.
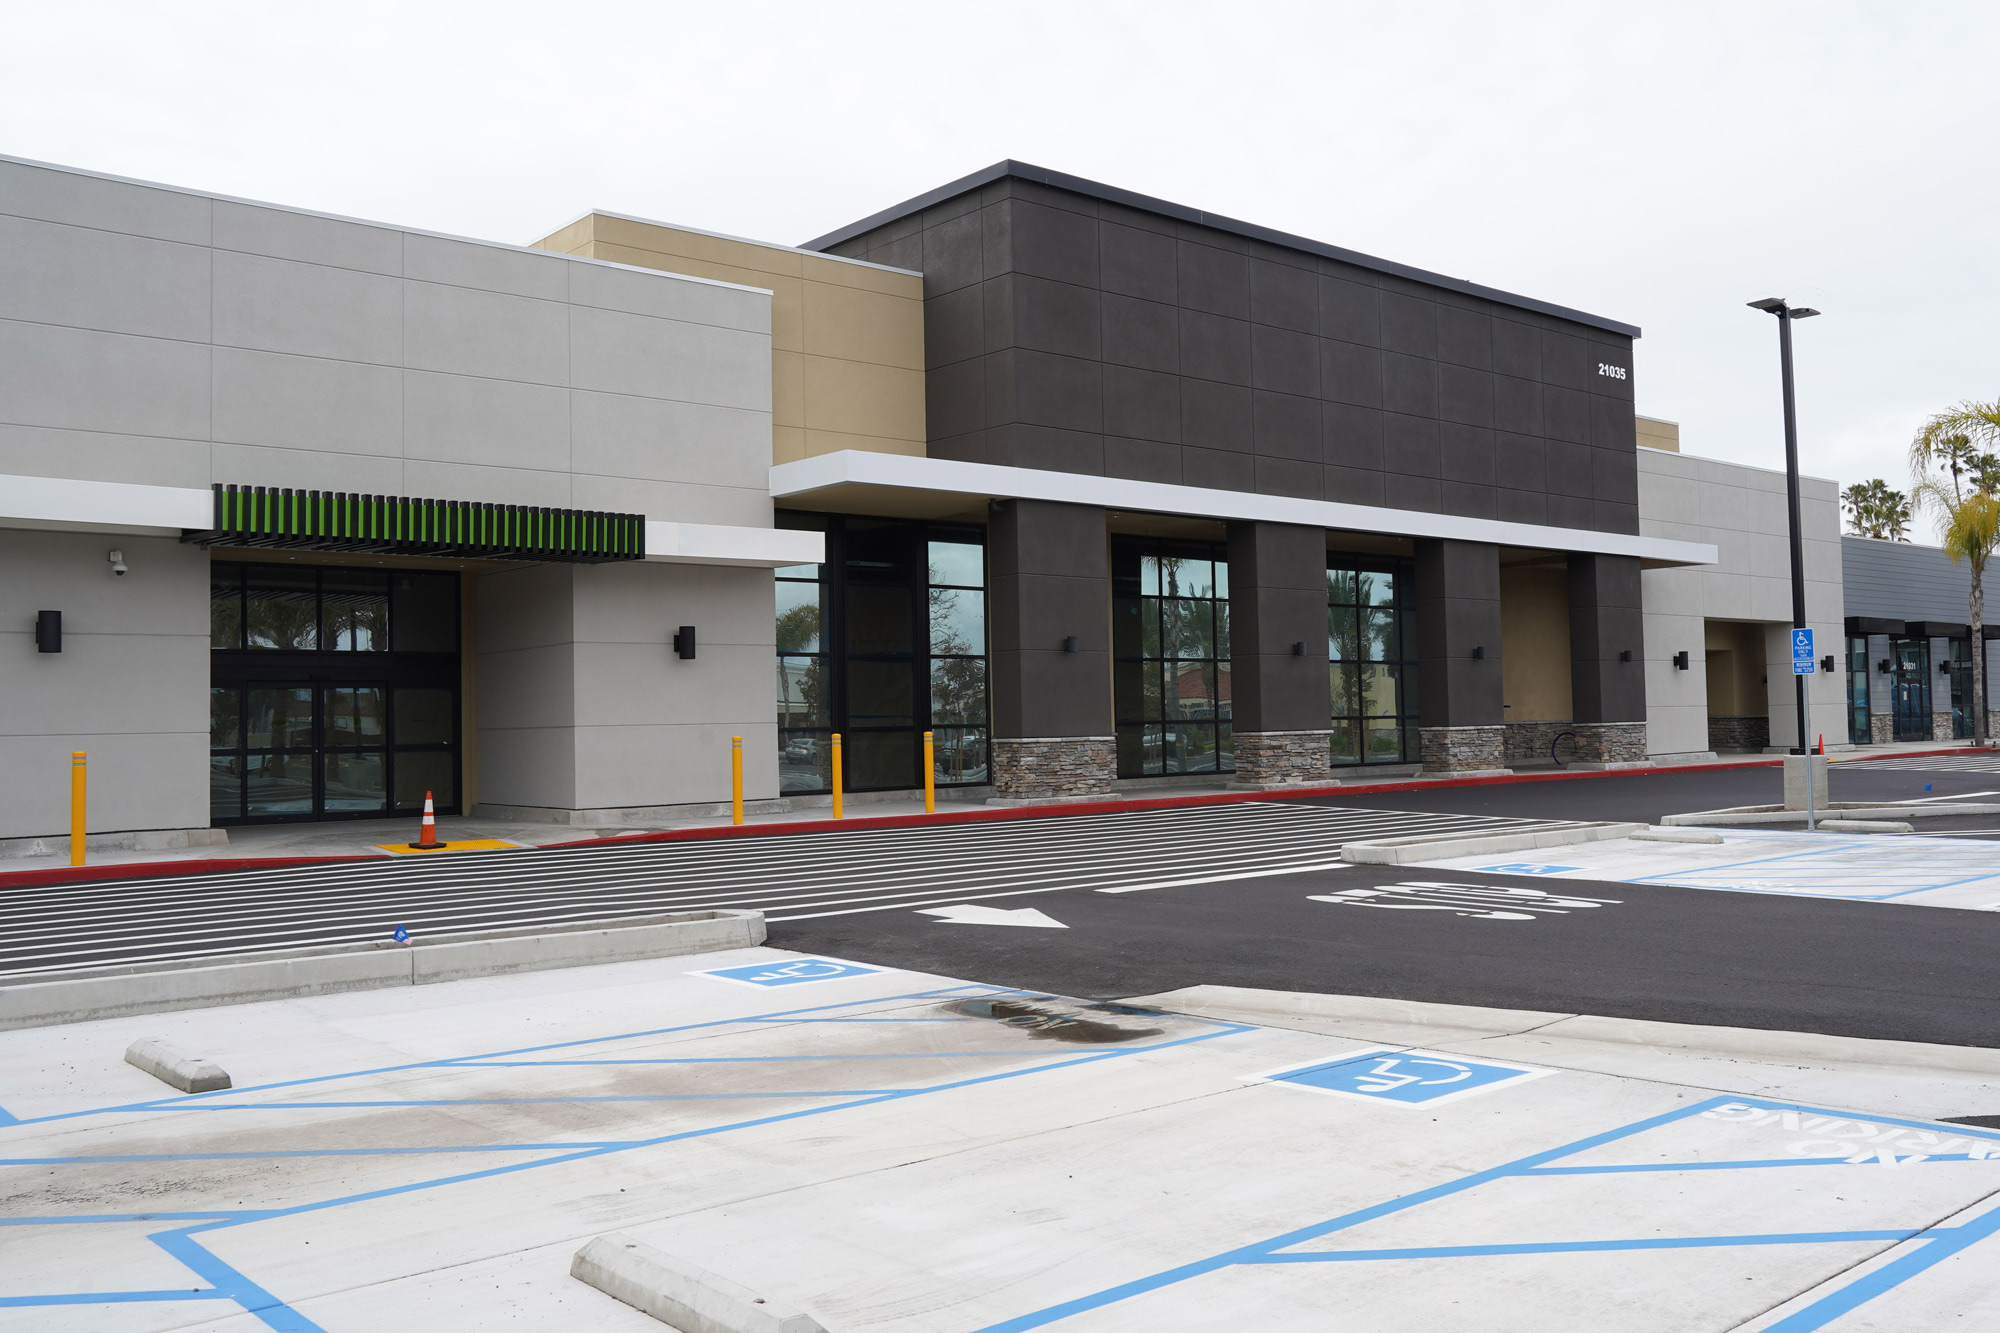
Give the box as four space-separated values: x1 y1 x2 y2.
3 745 1975 886
5 951 1999 1330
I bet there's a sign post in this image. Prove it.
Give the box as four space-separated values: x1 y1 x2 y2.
1792 629 1818 830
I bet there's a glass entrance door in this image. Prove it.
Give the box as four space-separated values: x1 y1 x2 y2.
1889 638 1931 741
210 563 460 824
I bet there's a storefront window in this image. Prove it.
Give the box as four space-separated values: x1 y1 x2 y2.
209 563 459 822
1328 558 1418 764
1113 539 1231 777
773 515 988 795
1847 635 1870 745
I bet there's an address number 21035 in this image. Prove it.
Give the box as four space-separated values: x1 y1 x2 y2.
1597 363 1628 380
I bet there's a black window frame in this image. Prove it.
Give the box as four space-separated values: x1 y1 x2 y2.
209 562 461 824
1112 536 1233 778
1327 555 1418 766
774 514 990 796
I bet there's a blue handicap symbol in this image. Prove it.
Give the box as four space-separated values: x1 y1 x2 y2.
1477 863 1581 876
392 924 410 942
1253 1048 1550 1106
698 958 881 988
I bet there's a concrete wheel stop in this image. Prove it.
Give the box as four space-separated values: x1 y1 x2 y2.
572 1233 828 1332
124 1036 231 1092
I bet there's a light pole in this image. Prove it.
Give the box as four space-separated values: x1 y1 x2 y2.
1748 297 1820 755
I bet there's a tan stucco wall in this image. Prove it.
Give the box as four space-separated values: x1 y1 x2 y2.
1637 416 1681 452
533 214 925 465
1501 561 1573 721
1703 620 1770 715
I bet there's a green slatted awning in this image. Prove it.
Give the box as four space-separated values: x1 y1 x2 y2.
184 485 645 563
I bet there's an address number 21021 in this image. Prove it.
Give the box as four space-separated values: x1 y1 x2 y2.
1597 363 1628 380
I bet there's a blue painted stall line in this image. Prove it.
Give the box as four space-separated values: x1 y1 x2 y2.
1529 1154 1988 1175
1760 1199 2000 1332
107 1090 921 1110
10 982 1021 1126
967 1096 1738 1332
967 1094 2000 1333
152 1230 327 1333
173 1023 1254 1233
1 1211 256 1225
1252 1228 1932 1263
0 1288 228 1307
449 1051 1030 1066
2 1144 637 1165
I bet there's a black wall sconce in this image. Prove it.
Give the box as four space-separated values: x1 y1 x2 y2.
35 610 61 653
1822 655 1837 673
1471 645 1485 660
672 626 696 659
1291 641 1305 656
1939 660 1953 676
1877 659 1892 674
1672 650 1689 670
1062 636 1079 653
1619 650 1633 662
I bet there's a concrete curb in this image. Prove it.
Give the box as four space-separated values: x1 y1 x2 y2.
1662 803 2000 827
1341 821 1645 865
0 755 1830 892
572 1233 827 1332
1818 819 1917 834
0 910 765 1031
124 1037 230 1092
1631 827 1726 844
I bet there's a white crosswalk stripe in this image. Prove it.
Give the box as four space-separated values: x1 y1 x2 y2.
1846 754 2000 774
0 803 1587 977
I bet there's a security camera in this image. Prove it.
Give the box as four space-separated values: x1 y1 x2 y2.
108 549 127 577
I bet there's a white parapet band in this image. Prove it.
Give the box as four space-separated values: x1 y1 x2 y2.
124 1037 231 1093
571 1234 828 1333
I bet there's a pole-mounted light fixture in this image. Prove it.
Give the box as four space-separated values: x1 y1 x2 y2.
1747 296 1820 753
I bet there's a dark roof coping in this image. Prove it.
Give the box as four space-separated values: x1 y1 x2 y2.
800 160 1641 340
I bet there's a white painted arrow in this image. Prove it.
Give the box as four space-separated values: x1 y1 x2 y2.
917 904 1069 929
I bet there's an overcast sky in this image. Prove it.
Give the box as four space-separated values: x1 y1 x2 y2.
6 2 1994 538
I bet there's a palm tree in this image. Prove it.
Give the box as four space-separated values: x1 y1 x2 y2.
1840 478 1912 540
1912 401 2000 743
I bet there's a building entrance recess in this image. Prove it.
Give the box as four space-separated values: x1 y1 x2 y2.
208 562 460 824
1888 637 1932 742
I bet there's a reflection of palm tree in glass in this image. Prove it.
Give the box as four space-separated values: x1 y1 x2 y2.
251 598 317 650
775 597 824 727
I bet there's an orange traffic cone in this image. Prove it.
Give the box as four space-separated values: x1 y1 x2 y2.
407 791 447 850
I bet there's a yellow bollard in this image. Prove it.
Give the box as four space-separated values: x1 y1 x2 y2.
69 750 86 867
831 732 843 819
923 731 935 814
730 735 744 826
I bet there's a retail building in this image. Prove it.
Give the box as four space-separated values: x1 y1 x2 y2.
1 154 1875 851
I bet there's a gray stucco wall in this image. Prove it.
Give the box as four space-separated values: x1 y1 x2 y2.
1637 448 1845 755
473 560 780 817
0 154 774 523
0 156 783 835
1 529 208 840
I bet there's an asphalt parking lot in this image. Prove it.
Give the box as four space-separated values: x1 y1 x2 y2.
7 946 2000 1332
773 858 2000 1048
1318 753 2000 827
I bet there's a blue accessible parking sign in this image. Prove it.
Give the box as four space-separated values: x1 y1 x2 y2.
696 958 883 988
1791 627 1816 675
1246 1047 1556 1108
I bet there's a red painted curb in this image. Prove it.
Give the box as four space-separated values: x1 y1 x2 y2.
1 745 1978 890
0 855 364 891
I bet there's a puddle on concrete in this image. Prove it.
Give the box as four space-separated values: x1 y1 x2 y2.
949 998 1163 1044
